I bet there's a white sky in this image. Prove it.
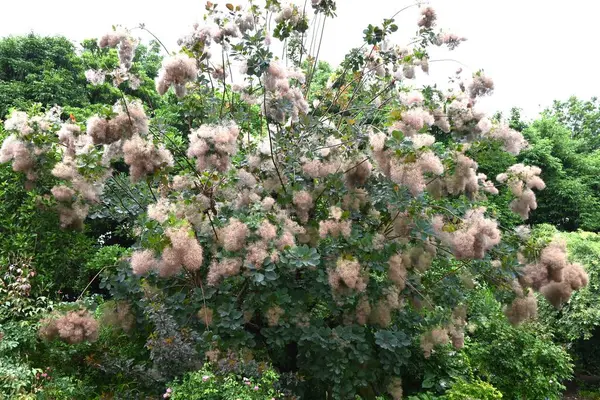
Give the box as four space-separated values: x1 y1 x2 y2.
1 0 598 119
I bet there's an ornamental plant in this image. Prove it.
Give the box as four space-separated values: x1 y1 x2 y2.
0 1 587 398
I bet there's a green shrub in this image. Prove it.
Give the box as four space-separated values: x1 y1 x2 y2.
168 363 284 400
445 379 502 400
0 160 96 295
77 245 128 293
466 289 573 400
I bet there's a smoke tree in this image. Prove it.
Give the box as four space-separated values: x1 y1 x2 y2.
0 1 587 398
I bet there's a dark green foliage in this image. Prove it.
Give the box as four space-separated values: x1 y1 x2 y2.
466 289 573 400
519 119 600 231
77 245 128 294
444 380 502 400
0 35 89 118
168 361 284 399
79 38 163 107
486 104 600 231
466 141 521 229
0 34 164 120
0 161 96 295
537 231 600 378
543 97 600 151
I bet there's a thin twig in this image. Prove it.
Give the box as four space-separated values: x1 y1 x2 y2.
262 90 287 194
139 26 171 54
146 180 157 202
77 267 107 301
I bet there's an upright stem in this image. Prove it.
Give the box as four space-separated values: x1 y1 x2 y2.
146 180 157 202
206 210 219 241
298 0 309 65
219 48 227 118
140 26 171 54
262 88 287 194
304 16 327 95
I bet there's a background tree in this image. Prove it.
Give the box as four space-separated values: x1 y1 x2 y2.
544 96 600 151
0 35 89 118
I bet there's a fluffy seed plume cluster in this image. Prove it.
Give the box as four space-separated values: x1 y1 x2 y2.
355 296 372 325
207 258 242 286
300 140 345 181
1 109 62 186
0 134 35 182
187 123 239 172
237 217 292 269
198 306 214 326
39 309 99 344
266 306 285 327
4 110 38 135
218 218 249 252
391 152 444 196
497 164 545 219
505 283 538 325
300 136 344 179
177 23 214 50
233 169 262 209
274 4 301 23
177 8 256 53
155 54 198 97
468 72 494 99
436 32 467 50
370 130 444 196
159 227 204 277
98 28 138 69
123 134 174 182
130 249 158 276
345 157 372 188
420 327 450 358
87 102 148 144
418 7 437 29
85 69 106 85
392 108 434 137
387 378 403 400
50 121 114 229
147 193 210 229
261 61 308 123
517 239 588 310
328 257 368 296
448 306 467 349
319 206 352 239
433 207 501 260
52 191 90 230
428 152 500 200
487 124 528 155
388 254 407 290
477 173 499 195
131 226 203 277
147 197 173 223
369 286 404 327
540 261 589 308
292 190 313 224
101 301 135 332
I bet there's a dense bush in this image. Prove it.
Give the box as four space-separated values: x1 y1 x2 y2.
168 361 284 400
536 229 600 380
0 152 97 294
444 379 502 400
0 1 593 399
519 120 600 231
0 35 89 119
466 288 573 400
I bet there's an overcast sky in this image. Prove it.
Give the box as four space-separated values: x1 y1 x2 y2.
1 0 598 119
